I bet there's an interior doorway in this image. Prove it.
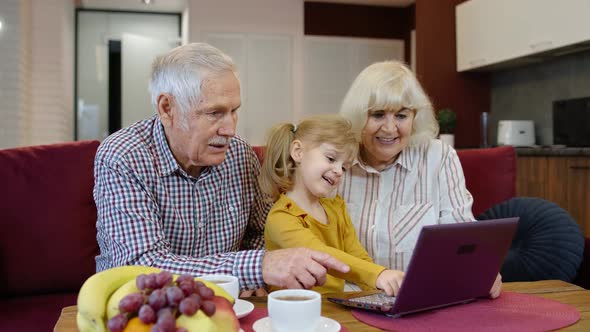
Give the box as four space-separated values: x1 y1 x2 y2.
75 10 181 141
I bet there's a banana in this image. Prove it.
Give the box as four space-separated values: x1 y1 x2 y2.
77 265 161 332
106 278 141 320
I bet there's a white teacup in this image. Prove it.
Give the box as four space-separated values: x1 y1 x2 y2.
199 274 239 300
268 289 321 332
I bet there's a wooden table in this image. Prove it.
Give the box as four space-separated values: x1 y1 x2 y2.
54 280 590 331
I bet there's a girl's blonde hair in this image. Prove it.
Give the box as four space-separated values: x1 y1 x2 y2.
339 60 439 146
259 114 358 201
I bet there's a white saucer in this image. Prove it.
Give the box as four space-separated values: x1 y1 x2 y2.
233 299 255 319
252 316 340 332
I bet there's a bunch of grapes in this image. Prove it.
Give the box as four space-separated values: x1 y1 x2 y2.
107 271 217 332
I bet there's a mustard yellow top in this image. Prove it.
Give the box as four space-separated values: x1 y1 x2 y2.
264 194 386 294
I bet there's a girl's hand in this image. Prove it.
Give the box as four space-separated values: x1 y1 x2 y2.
239 287 268 298
488 273 502 299
375 269 405 296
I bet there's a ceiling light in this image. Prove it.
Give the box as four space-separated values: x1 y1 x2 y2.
141 0 153 4
0 20 3 31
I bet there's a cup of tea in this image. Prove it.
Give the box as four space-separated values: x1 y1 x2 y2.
198 274 239 300
268 289 321 332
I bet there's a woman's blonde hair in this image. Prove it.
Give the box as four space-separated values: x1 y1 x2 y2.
339 61 439 146
259 114 358 201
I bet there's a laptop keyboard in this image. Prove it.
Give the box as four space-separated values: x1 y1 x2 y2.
349 293 396 305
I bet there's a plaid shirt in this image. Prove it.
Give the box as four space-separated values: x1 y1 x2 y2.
94 115 270 289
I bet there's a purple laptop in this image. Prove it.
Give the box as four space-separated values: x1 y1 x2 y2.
327 217 519 317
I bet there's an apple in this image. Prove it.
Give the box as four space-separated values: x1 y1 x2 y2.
176 296 239 332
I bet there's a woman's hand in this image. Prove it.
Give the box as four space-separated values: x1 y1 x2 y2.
375 269 405 296
489 273 502 299
239 287 268 298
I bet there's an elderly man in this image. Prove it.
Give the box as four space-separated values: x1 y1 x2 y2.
94 42 349 292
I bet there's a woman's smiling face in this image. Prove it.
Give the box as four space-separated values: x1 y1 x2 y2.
360 108 415 171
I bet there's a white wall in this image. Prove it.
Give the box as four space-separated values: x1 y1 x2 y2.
0 0 31 148
187 0 304 145
0 0 74 149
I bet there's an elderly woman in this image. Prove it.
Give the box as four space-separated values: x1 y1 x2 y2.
337 60 502 298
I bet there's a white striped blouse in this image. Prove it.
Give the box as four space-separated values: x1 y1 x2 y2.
337 139 474 272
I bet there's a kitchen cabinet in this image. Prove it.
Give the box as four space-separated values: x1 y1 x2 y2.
517 156 590 238
456 0 590 72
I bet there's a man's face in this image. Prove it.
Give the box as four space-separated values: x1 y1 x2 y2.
162 71 241 176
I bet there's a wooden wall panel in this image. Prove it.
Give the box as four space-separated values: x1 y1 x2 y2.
304 2 415 62
415 0 490 148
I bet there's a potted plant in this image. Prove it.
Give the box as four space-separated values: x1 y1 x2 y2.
437 108 456 147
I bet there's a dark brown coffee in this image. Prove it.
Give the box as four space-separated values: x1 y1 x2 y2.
275 296 314 301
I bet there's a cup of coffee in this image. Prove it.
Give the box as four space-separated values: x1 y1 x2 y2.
268 289 321 332
199 274 239 300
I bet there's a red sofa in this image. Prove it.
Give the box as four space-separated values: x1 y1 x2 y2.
0 140 100 332
253 145 517 216
0 141 585 331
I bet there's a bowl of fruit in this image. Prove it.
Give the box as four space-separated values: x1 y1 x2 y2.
76 266 240 332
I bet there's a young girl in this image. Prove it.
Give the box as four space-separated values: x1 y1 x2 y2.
259 114 404 296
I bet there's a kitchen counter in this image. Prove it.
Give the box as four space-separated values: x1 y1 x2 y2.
515 146 590 156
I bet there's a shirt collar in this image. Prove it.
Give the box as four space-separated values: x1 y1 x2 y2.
276 194 308 218
353 146 415 173
153 118 182 177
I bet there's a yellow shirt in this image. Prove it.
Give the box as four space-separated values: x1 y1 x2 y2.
264 194 386 294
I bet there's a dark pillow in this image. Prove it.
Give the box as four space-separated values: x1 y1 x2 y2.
0 140 100 296
477 197 584 282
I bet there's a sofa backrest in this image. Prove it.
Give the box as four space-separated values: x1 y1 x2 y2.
251 145 516 217
0 140 100 296
457 146 516 216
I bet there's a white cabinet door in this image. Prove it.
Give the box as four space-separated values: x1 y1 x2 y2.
456 0 533 71
456 0 590 72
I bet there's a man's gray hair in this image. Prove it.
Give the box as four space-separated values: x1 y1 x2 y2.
149 42 237 116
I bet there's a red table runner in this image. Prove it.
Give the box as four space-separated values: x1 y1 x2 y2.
352 291 580 331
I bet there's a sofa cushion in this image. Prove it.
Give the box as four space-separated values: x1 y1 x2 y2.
477 197 585 282
0 140 100 296
457 146 516 216
0 293 77 332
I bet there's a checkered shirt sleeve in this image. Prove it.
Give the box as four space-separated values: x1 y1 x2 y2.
94 116 271 290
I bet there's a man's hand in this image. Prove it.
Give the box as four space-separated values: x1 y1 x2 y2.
262 248 350 289
489 273 502 299
375 269 405 296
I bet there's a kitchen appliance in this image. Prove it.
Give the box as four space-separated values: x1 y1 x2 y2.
553 97 590 147
497 120 535 146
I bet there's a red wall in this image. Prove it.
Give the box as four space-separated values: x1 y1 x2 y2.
415 0 490 148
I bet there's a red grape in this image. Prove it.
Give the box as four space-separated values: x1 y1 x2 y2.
136 274 148 290
156 271 173 288
200 300 216 316
145 273 158 289
138 304 156 324
148 289 167 311
178 297 199 316
166 286 184 307
106 313 128 332
156 309 176 332
176 274 193 285
197 285 214 300
178 281 194 296
119 292 144 313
